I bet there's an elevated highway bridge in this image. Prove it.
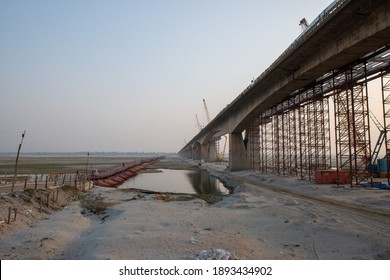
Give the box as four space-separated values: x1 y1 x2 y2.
179 0 390 186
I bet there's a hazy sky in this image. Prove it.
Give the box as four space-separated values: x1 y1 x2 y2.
1 0 334 153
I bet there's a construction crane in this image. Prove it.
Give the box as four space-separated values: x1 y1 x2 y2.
195 114 202 131
203 99 211 123
369 109 386 164
299 18 309 32
219 135 228 162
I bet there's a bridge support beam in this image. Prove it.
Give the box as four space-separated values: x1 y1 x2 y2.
197 141 218 162
229 132 249 171
201 144 208 162
207 141 217 162
192 142 201 160
180 147 192 159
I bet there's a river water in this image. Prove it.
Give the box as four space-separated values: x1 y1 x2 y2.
118 168 229 195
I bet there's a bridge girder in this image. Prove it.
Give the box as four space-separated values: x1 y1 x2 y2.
179 0 390 173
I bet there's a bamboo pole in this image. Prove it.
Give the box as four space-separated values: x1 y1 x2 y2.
11 131 26 193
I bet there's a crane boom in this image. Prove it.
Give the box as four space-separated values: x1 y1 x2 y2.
195 114 202 131
203 99 211 123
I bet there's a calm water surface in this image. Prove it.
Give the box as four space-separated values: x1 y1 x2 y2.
118 169 229 195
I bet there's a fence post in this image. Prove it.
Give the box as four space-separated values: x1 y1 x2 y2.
7 207 11 224
45 175 48 188
35 174 38 190
62 174 66 186
13 208 17 221
24 177 28 190
46 193 50 208
55 189 59 202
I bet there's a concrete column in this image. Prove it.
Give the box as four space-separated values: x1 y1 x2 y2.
191 146 195 160
192 143 201 160
208 141 217 162
229 132 249 171
201 143 208 162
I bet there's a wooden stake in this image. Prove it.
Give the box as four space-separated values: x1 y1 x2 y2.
13 208 17 221
7 207 11 224
11 131 26 193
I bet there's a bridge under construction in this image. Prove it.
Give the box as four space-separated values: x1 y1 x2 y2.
179 0 390 187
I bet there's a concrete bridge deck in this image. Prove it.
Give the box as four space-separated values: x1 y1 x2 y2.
179 0 390 176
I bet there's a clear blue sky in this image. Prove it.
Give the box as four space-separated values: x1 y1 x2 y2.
0 0 334 153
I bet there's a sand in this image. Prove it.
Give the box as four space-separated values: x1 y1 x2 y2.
1 158 390 260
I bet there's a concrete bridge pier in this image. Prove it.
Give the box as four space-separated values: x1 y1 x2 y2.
201 141 217 162
229 132 249 171
181 146 192 159
201 143 208 162
208 141 217 162
193 142 201 160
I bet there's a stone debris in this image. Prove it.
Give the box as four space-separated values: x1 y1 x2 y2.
194 248 238 260
189 237 198 244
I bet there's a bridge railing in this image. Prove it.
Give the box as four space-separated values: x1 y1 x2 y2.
251 0 349 90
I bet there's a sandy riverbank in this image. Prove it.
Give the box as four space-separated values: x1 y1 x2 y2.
1 157 390 260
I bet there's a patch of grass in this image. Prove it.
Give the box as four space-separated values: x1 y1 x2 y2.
153 194 175 202
81 196 120 215
151 193 225 204
192 194 225 204
0 156 139 174
19 192 32 204
122 195 140 202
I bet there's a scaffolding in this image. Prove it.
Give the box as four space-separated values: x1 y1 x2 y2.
382 72 390 183
247 46 389 186
248 117 260 171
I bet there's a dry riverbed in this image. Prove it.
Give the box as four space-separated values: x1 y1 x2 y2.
1 158 390 260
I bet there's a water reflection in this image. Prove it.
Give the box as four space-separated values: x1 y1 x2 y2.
118 168 229 195
186 169 229 194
